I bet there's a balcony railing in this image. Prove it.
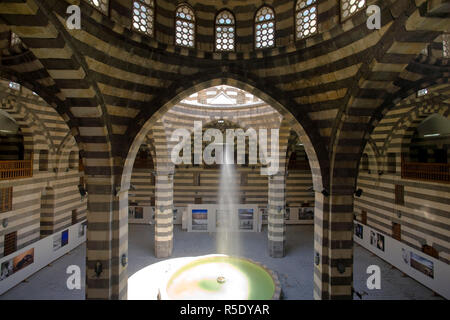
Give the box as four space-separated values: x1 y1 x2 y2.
0 159 33 180
401 161 450 183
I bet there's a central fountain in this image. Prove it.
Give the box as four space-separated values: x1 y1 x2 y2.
165 255 280 300
129 142 281 300
163 143 280 300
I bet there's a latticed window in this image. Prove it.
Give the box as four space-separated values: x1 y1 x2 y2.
0 187 13 213
10 32 21 47
9 82 20 91
340 0 366 21
215 10 235 52
175 4 195 48
86 0 109 14
417 88 428 97
255 6 275 49
295 0 318 40
132 0 155 36
443 34 450 58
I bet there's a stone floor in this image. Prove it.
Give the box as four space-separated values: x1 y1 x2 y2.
0 225 443 300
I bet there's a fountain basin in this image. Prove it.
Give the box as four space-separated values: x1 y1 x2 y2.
165 255 281 300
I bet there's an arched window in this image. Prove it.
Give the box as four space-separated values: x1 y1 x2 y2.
86 0 109 15
10 32 21 47
443 34 450 58
340 0 366 21
295 0 318 40
132 0 155 36
255 6 275 50
215 10 235 52
8 82 20 91
175 4 195 48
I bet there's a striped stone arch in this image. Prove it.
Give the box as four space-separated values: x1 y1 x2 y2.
397 105 449 162
360 137 380 174
162 109 282 162
121 78 326 260
0 0 115 166
380 95 446 157
143 134 156 163
330 0 449 187
54 132 78 173
0 95 53 158
122 77 327 194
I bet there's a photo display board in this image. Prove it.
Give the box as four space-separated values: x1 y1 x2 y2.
187 205 259 232
353 221 450 299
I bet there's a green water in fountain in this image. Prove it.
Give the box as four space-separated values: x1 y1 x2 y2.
167 256 276 300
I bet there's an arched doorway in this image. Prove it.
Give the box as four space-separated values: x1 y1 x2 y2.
120 79 327 299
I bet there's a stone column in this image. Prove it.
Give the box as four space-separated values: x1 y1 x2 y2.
267 122 289 258
313 191 354 300
40 186 55 238
313 191 329 299
154 169 174 258
85 176 128 300
268 171 286 258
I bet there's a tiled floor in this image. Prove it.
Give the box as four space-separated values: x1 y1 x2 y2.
0 225 442 300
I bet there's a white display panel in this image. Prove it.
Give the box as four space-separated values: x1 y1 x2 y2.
354 221 450 299
187 205 216 233
0 220 87 295
187 205 259 233
285 207 314 225
259 207 314 225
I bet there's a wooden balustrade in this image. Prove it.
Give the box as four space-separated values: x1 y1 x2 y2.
401 161 450 183
0 159 33 180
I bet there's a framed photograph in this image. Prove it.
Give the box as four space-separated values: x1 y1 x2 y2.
78 223 85 238
192 209 208 231
284 208 290 221
259 208 268 222
298 207 314 220
354 223 363 239
134 207 144 219
370 231 376 246
53 233 62 251
410 252 434 279
238 208 254 230
0 259 14 281
402 248 410 265
376 233 385 252
128 207 135 219
12 248 34 273
61 229 69 247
